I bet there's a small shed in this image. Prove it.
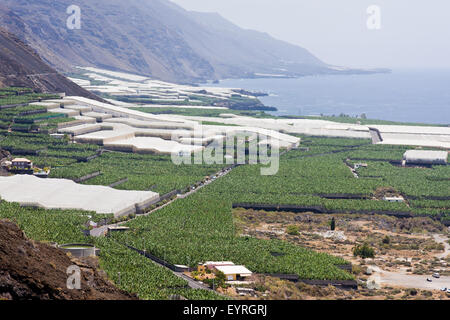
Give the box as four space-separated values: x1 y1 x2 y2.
106 226 130 236
236 287 256 296
383 196 404 203
403 150 448 165
50 133 66 139
354 163 368 169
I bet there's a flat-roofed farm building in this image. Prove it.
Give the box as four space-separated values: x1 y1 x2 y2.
403 150 448 165
214 265 253 281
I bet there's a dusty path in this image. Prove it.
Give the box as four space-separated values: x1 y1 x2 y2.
434 233 450 260
368 233 450 291
175 272 215 291
369 266 450 291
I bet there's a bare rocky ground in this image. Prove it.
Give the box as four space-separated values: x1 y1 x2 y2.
0 149 10 176
0 27 104 100
0 219 137 300
233 209 450 300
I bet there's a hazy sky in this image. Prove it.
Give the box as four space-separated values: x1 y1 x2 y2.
170 0 450 69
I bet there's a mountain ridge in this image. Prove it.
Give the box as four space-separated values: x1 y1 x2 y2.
0 0 381 84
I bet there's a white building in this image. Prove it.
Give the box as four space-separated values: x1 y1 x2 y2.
403 150 448 165
214 265 253 281
11 158 33 170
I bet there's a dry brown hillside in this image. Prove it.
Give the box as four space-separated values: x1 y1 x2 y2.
0 220 136 300
0 27 104 101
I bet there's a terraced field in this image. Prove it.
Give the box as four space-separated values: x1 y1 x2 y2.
0 200 224 300
0 131 224 195
0 87 58 106
232 137 450 215
0 89 69 131
102 135 448 284
50 152 224 194
1 99 449 298
113 190 353 280
0 201 97 244
95 238 225 300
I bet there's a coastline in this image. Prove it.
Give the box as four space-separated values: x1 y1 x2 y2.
208 70 450 126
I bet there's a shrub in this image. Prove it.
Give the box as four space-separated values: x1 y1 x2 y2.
382 235 390 244
422 290 432 297
204 270 227 289
406 289 417 296
286 225 299 236
353 243 375 259
254 284 268 292
351 265 362 275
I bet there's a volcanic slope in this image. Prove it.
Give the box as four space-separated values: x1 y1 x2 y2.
0 219 136 300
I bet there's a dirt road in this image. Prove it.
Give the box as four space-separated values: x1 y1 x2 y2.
368 233 450 291
434 233 450 260
369 266 450 291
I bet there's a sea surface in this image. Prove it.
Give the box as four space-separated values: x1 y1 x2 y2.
211 70 450 125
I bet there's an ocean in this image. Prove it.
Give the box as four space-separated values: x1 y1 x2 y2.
211 70 450 125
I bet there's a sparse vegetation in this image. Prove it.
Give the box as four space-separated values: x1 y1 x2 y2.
352 243 375 259
286 225 300 235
